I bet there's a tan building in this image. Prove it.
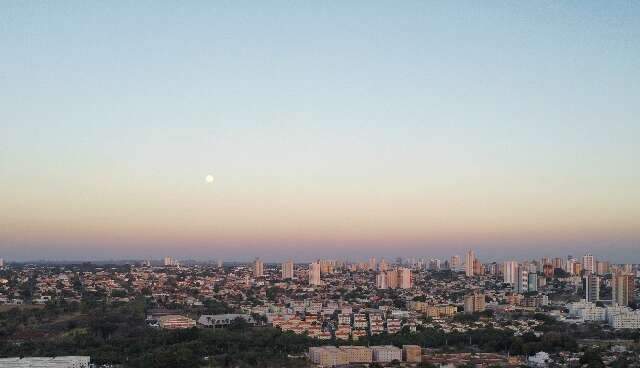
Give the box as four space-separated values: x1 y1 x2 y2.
464 292 486 314
281 260 294 279
309 261 322 286
320 259 335 274
309 346 349 367
376 267 411 289
596 261 610 275
612 273 635 306
573 262 583 275
158 315 196 329
386 269 398 289
410 302 457 318
398 267 412 289
403 345 422 362
339 346 372 363
254 258 264 277
465 250 475 277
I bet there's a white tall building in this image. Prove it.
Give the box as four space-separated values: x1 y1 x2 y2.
516 266 530 293
309 261 322 286
582 254 596 274
0 258 4 268
503 261 519 285
281 260 294 279
465 250 475 277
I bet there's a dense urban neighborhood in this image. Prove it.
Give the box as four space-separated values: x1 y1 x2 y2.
0 253 638 367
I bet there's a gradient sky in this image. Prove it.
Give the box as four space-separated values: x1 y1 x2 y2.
1 2 639 262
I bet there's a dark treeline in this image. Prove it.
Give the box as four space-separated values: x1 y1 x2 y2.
1 300 639 367
0 301 314 367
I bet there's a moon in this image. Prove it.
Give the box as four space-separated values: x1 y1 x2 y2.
205 175 214 183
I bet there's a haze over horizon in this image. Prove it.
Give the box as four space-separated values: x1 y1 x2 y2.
2 2 639 263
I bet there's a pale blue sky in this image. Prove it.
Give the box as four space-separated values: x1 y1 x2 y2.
1 2 639 262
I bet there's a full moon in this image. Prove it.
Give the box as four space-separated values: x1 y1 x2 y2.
205 175 214 183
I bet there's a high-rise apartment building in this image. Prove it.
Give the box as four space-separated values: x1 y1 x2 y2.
573 262 583 275
566 258 577 274
503 261 519 285
584 273 600 302
612 273 634 306
397 267 412 289
281 260 294 279
376 272 388 289
378 259 389 272
465 250 475 277
376 268 411 289
528 273 538 292
516 266 530 293
553 257 563 270
309 261 322 286
582 254 596 274
450 255 461 270
442 259 451 270
164 256 178 267
596 261 609 275
320 259 335 274
386 269 398 289
464 292 486 314
368 257 377 271
0 258 3 268
473 259 483 275
254 258 264 277
429 259 441 271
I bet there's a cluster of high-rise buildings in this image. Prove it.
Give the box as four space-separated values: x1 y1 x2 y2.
231 251 637 298
163 256 179 267
375 267 412 289
503 260 538 293
251 258 414 289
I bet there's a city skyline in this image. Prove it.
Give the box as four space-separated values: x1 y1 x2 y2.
2 2 639 262
2 250 638 266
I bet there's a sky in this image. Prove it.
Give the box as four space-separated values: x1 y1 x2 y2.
1 1 639 263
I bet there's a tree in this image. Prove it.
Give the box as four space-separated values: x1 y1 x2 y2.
417 363 437 368
580 349 605 368
228 316 251 330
